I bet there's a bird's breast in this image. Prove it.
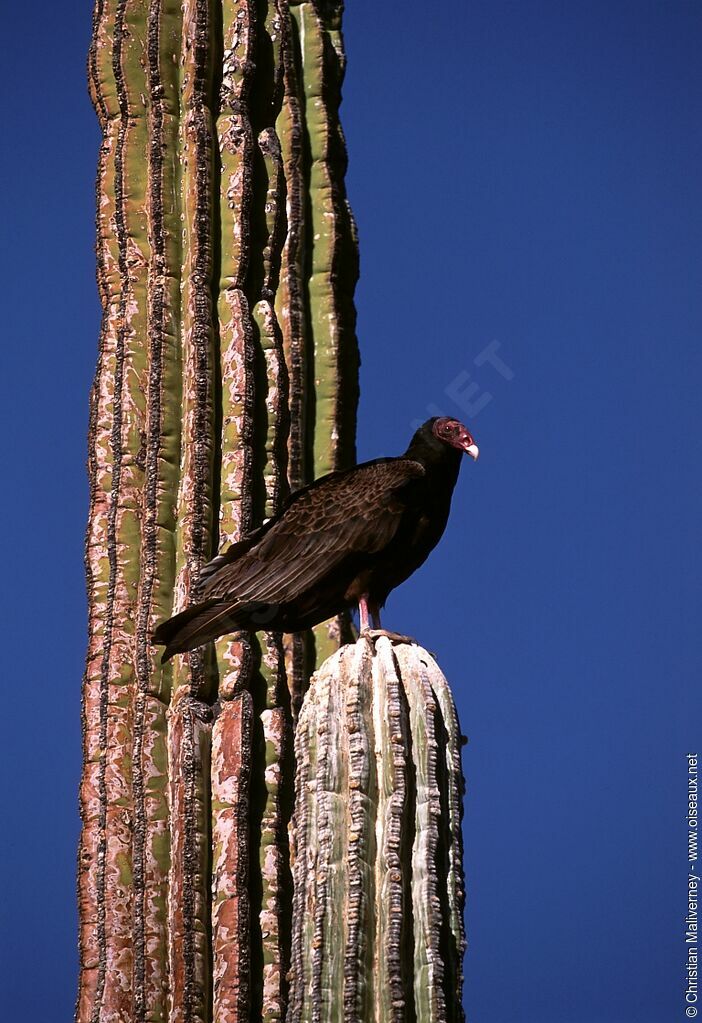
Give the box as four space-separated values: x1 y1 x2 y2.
344 568 375 603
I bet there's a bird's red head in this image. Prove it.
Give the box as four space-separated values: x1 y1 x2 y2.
432 417 479 460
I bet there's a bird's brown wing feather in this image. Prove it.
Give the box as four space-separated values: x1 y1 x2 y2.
153 460 425 660
197 523 268 587
202 459 425 604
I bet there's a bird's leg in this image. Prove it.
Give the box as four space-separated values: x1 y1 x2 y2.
370 602 382 629
359 597 416 646
358 594 372 633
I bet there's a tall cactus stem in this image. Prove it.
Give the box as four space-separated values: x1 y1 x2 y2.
73 3 490 1022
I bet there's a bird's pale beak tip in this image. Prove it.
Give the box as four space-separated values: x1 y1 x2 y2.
466 443 479 461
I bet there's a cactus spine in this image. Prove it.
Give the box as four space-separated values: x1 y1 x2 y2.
78 3 466 1022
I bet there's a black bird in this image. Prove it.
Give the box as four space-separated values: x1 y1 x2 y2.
152 417 479 661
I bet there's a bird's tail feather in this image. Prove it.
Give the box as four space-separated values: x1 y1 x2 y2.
152 598 251 662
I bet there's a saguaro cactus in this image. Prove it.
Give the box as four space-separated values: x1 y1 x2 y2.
78 3 466 1022
79 2 357 1021
290 639 466 1023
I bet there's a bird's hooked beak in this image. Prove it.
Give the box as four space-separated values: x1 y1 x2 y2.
457 431 479 460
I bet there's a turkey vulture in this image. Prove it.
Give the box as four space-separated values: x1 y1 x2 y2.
152 416 478 661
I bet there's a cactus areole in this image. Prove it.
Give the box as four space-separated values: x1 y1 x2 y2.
153 417 479 660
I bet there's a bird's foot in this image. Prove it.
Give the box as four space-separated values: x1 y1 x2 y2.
360 628 417 646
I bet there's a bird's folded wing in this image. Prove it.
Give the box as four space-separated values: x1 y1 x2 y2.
201 459 425 604
198 523 268 585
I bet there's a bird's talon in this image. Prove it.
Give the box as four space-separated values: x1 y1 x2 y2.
360 628 417 646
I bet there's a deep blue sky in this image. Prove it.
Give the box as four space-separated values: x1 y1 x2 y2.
1 3 700 1021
